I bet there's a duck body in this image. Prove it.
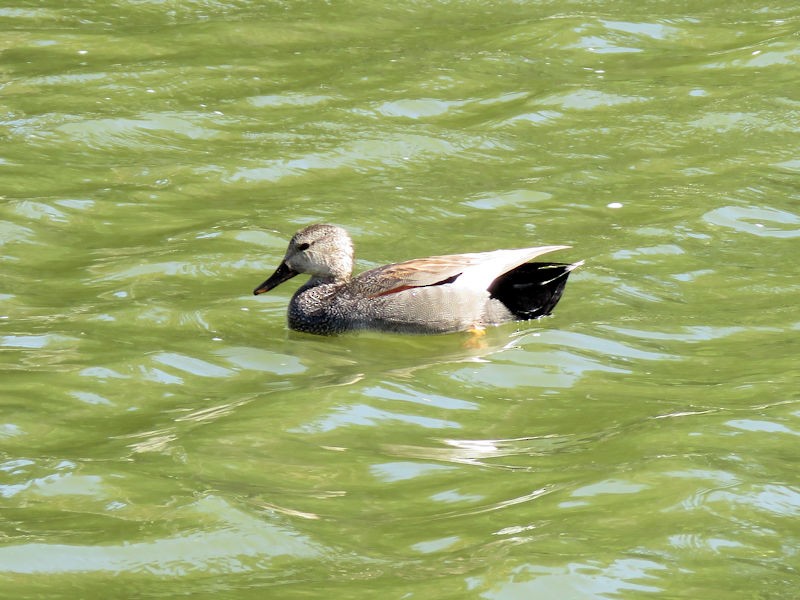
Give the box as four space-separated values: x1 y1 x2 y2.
253 224 581 335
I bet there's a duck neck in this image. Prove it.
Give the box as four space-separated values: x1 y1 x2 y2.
303 272 350 289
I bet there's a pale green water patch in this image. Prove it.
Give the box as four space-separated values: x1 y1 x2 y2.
2 1 800 598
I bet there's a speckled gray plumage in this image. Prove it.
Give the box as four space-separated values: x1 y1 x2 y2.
286 278 515 334
253 224 580 335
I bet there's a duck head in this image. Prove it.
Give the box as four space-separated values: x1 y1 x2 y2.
253 224 355 295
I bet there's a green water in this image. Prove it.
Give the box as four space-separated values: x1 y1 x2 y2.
2 2 799 598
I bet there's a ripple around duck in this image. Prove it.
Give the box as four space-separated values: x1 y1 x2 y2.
606 324 747 343
447 327 679 390
448 355 623 390
212 346 306 375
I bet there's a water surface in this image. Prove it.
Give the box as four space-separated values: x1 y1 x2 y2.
1 1 799 598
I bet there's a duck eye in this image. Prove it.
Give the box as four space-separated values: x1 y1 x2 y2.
297 242 310 251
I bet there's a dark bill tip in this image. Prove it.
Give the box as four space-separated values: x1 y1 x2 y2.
253 262 299 295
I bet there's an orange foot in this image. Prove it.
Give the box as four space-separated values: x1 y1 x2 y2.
463 326 487 349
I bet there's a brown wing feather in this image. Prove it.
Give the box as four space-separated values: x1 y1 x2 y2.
353 246 570 298
356 254 485 297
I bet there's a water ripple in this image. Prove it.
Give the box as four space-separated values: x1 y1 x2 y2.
228 133 458 182
0 496 322 575
703 205 800 238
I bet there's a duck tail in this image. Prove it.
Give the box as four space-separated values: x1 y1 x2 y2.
488 261 582 320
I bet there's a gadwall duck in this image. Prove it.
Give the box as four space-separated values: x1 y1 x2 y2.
253 224 581 335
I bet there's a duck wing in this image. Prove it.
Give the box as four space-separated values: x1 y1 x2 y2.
355 246 570 298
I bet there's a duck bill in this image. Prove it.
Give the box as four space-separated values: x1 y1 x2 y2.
253 262 299 295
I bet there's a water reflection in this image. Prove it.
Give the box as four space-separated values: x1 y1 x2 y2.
0 496 321 575
2 0 800 597
477 560 666 598
703 205 800 238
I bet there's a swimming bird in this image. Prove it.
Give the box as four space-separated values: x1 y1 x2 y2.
253 224 581 335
